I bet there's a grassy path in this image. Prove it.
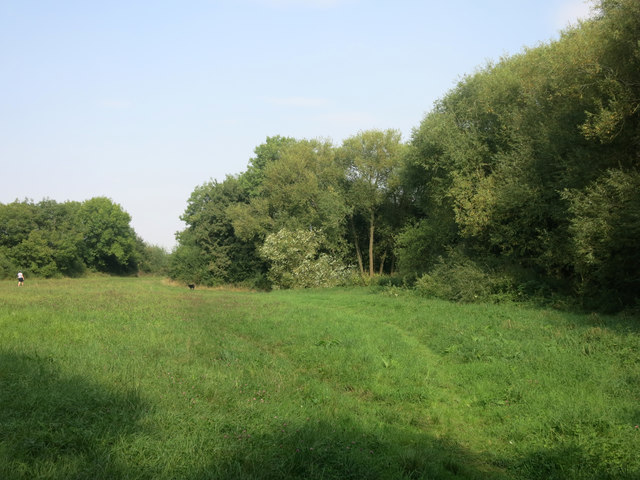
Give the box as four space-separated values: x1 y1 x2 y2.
1 277 638 479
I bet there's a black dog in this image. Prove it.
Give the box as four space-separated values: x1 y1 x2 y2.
188 284 195 290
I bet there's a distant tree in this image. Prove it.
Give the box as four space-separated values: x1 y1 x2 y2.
229 138 349 255
172 176 265 286
0 200 39 250
78 197 138 274
136 238 169 275
239 135 298 197
0 199 85 278
339 129 404 277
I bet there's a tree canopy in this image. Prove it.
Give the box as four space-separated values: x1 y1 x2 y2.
0 197 164 278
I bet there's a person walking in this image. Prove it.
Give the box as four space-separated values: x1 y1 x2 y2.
17 271 24 287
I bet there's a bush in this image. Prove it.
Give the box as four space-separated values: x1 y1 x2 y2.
168 244 210 285
395 218 457 277
0 250 17 280
415 254 491 303
260 228 352 289
372 275 406 288
239 272 272 291
137 244 170 275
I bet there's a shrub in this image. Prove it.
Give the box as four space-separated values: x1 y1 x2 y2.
260 228 351 289
0 250 17 280
240 272 272 291
415 254 491 303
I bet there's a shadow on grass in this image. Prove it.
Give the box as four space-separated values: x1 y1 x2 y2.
0 351 148 479
192 418 640 480
2 348 636 479
192 416 502 480
509 444 639 480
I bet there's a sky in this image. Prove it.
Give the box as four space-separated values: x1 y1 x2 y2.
1 0 594 250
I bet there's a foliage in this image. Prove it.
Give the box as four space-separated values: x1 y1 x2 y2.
414 251 493 303
339 129 405 276
0 250 17 279
77 197 138 274
0 198 145 278
395 217 457 276
401 0 640 309
229 138 349 249
136 241 169 275
564 169 640 310
239 135 298 197
168 242 210 285
171 176 265 286
259 228 351 289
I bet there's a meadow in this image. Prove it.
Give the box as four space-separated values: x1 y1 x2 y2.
0 277 638 479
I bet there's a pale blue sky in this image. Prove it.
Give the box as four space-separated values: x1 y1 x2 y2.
1 0 593 250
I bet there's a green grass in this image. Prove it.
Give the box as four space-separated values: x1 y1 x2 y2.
1 277 638 479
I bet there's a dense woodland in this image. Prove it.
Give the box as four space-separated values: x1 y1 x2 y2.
2 0 638 311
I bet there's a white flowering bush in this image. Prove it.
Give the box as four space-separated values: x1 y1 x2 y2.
259 228 351 289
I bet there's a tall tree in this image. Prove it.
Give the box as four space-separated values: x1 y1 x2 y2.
229 138 349 255
400 0 640 308
172 176 264 285
240 135 298 198
339 129 404 277
78 197 138 274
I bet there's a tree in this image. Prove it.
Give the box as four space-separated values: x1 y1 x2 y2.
339 129 404 277
240 135 298 197
400 0 640 308
0 200 39 250
0 199 85 278
564 169 640 309
229 138 349 255
173 176 265 286
78 197 138 274
136 239 169 275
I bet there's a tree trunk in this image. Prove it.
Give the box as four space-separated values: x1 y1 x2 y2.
378 251 387 275
369 210 375 277
350 216 365 277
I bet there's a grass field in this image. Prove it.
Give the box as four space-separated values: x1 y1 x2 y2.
1 276 638 479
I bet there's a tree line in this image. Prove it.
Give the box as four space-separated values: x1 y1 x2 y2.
0 197 168 278
4 1 636 311
171 0 639 311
